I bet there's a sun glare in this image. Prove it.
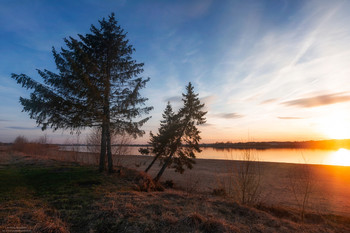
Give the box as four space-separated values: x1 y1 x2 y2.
320 113 350 139
327 148 350 166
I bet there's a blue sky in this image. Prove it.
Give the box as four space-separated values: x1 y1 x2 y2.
1 0 350 144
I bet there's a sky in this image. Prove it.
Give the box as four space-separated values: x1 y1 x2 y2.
1 0 350 144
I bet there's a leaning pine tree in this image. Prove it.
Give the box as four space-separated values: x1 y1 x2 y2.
152 82 207 182
144 102 179 173
11 13 152 173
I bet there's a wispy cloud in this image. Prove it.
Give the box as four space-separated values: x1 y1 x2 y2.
260 98 278 105
278 116 304 120
282 92 350 108
201 95 216 104
6 126 39 130
164 96 182 103
210 0 350 109
201 123 214 127
200 95 216 112
2 0 350 143
214 113 244 119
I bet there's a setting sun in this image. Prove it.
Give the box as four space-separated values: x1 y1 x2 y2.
327 148 350 166
320 113 350 140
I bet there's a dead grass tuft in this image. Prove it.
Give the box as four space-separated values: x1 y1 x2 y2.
133 171 164 192
212 188 227 197
255 204 300 221
1 200 69 233
182 212 205 227
32 209 69 233
201 217 240 233
181 212 240 233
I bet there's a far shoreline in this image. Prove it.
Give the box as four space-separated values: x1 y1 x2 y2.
52 138 350 150
3 138 350 150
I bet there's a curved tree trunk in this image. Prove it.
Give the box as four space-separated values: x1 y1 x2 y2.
153 152 174 182
145 154 161 173
153 123 188 182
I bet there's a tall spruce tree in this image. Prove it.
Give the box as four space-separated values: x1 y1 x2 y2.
153 82 207 182
11 13 152 172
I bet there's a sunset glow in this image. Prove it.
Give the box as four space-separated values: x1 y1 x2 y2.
320 112 350 140
327 148 350 166
1 0 350 144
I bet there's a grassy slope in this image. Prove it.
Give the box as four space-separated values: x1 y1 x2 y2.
1 153 350 233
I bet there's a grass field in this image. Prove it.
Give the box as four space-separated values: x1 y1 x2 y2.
1 150 350 232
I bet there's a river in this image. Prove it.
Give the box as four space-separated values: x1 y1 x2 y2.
60 145 350 166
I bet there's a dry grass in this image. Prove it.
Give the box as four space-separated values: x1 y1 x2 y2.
2 146 350 232
92 187 350 233
0 199 69 233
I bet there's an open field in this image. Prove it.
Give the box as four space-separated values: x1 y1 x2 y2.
1 148 350 232
4 144 350 216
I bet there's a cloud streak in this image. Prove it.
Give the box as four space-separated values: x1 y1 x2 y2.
164 96 182 103
260 98 278 105
214 113 244 119
282 92 350 108
6 126 39 130
278 117 304 120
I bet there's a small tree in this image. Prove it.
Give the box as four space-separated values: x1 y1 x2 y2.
288 157 314 222
144 102 178 173
234 149 261 205
153 82 207 182
11 13 152 173
12 136 29 152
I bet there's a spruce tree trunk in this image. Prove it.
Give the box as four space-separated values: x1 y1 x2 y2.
99 124 106 172
145 154 160 173
106 121 113 173
104 67 113 173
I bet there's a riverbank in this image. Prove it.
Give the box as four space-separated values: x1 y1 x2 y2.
118 154 350 217
1 151 350 232
4 144 350 216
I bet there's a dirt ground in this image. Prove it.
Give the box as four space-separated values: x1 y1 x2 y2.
118 155 350 216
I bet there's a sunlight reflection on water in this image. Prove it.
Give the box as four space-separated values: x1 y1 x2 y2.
196 147 350 166
327 148 350 166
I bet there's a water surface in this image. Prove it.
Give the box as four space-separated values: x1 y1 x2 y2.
61 145 350 166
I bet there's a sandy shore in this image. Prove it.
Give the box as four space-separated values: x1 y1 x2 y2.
117 155 350 216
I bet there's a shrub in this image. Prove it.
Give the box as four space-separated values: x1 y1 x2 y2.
134 172 164 192
182 212 205 227
12 135 28 152
223 149 261 205
11 135 52 156
163 179 174 188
